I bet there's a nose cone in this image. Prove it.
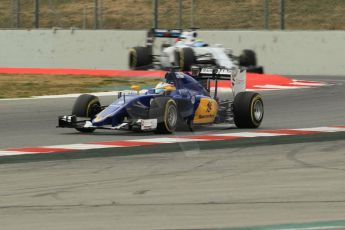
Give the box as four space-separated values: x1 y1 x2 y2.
92 105 121 126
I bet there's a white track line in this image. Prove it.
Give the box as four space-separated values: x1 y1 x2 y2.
44 144 121 150
0 79 330 101
131 137 203 143
291 127 345 132
253 84 311 89
213 132 288 137
0 151 37 156
2 126 344 156
278 227 344 230
290 82 328 86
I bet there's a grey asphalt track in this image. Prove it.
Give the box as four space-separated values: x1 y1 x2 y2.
0 76 345 229
1 140 345 230
0 76 344 149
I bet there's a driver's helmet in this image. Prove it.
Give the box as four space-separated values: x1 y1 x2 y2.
154 81 175 94
176 31 195 46
193 39 205 47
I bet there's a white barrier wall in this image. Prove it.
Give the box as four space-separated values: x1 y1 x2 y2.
0 29 146 70
199 30 345 76
0 29 344 75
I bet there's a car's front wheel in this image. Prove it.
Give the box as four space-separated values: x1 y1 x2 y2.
72 94 101 133
175 47 196 71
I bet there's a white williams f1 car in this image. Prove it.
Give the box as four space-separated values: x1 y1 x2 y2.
129 28 264 73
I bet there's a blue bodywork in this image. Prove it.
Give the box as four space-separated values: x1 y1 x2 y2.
92 71 210 127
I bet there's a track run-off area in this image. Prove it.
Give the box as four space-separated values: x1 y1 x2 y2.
0 67 329 91
0 69 345 230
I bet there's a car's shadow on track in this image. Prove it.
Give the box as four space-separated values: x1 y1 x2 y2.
58 124 238 137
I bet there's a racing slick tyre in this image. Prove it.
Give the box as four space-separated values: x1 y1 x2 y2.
175 47 196 71
239 49 257 67
233 92 264 128
187 119 195 132
246 66 264 74
129 46 152 70
72 94 101 133
149 97 178 134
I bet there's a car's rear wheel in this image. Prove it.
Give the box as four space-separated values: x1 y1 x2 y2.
72 94 101 133
187 119 195 132
149 97 178 134
246 66 264 74
129 46 152 70
233 92 264 128
239 49 257 67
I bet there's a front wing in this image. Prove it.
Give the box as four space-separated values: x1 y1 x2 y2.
57 115 158 131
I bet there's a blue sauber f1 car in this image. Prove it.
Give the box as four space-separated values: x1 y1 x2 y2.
58 67 264 134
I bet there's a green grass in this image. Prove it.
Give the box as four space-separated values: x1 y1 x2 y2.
0 74 161 98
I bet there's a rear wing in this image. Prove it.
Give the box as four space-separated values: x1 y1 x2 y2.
146 28 182 48
192 67 246 96
197 68 233 80
148 28 182 38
